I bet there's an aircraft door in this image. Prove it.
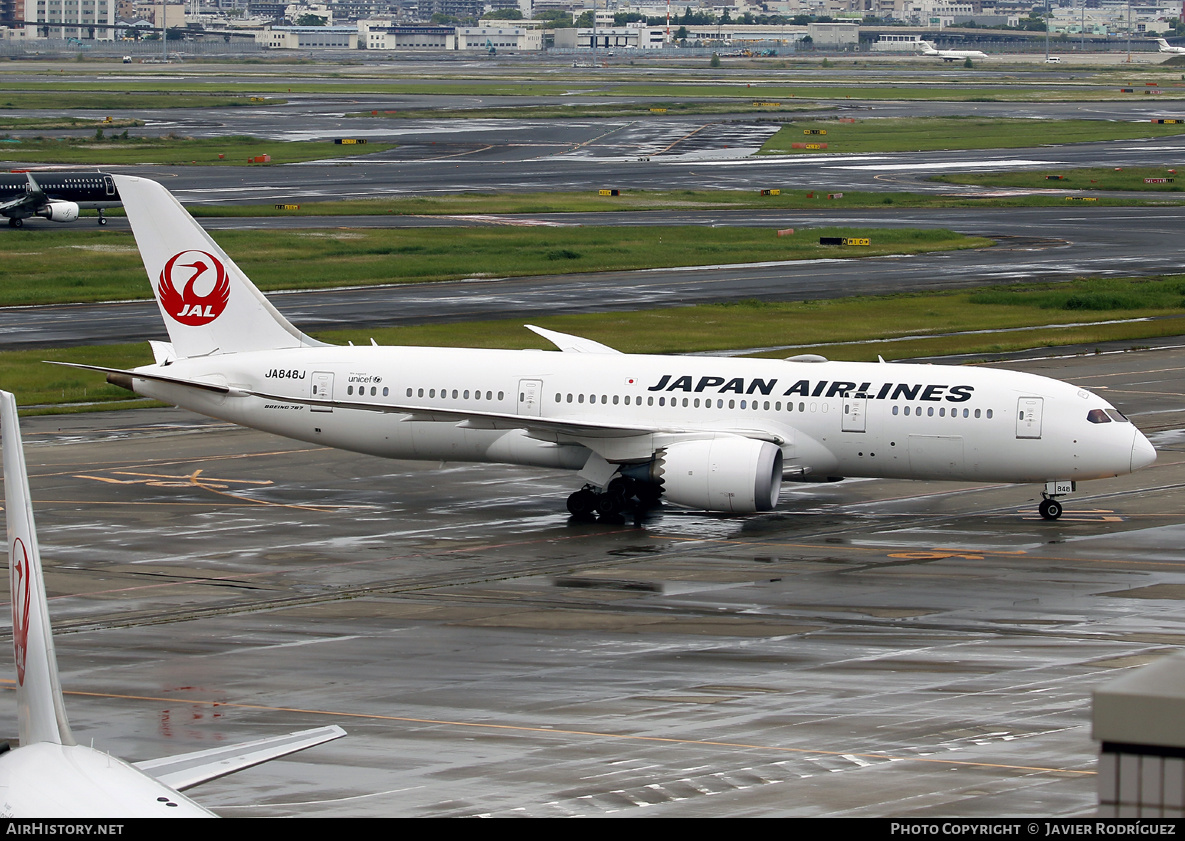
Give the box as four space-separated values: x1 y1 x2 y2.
1016 397 1043 439
842 393 867 433
518 379 543 417
310 371 334 413
103 175 116 196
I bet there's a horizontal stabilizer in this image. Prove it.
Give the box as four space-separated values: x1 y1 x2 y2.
134 725 346 791
45 361 233 395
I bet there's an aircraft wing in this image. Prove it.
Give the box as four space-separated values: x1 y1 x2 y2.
0 194 38 213
48 361 787 448
133 725 346 791
1 172 48 214
525 325 623 354
0 192 45 214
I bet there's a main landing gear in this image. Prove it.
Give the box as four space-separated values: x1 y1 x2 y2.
567 477 662 520
7 217 22 228
97 208 107 226
1038 480 1075 521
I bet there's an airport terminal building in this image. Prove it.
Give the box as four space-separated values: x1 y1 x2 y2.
358 21 541 50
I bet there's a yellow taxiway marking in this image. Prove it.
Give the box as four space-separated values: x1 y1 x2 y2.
1019 509 1123 522
70 468 364 512
0 682 1093 778
26 446 332 482
887 548 1028 561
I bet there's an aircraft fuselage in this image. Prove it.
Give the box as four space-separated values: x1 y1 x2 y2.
130 346 1153 488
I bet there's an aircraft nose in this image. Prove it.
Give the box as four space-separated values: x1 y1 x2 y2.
1131 429 1157 472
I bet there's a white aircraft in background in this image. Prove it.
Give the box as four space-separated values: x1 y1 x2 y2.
0 390 345 817
918 40 988 62
60 175 1155 522
1156 38 1185 55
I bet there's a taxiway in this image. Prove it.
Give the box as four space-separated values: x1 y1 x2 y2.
5 343 1183 816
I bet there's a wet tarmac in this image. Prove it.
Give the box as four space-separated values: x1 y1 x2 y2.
4 343 1184 816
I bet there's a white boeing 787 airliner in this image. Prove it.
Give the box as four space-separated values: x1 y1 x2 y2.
61 176 1156 520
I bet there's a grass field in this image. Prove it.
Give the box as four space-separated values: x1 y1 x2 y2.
10 275 1185 413
4 76 1185 110
0 91 283 110
932 166 1184 191
0 226 989 307
760 116 1185 155
0 135 395 166
182 188 1185 218
0 116 143 130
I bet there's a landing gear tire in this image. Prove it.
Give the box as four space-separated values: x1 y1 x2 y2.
8 218 22 228
568 478 662 521
595 489 626 516
566 488 597 518
1039 498 1063 521
98 216 107 226
635 483 663 509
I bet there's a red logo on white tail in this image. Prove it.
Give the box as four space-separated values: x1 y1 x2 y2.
158 250 230 326
11 538 31 686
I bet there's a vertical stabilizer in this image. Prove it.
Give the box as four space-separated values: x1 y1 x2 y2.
1 391 74 747
112 175 326 359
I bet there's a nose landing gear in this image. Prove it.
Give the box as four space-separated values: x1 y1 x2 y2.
1038 497 1063 521
1038 480 1074 521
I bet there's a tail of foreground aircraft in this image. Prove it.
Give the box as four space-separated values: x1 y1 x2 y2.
3 394 74 751
115 174 327 359
1 390 345 817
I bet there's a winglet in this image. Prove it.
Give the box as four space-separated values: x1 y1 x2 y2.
23 172 45 198
1 391 74 747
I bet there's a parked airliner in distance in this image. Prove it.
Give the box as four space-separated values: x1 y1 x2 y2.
918 40 989 62
0 390 345 817
0 170 121 227
1156 38 1185 55
60 175 1156 521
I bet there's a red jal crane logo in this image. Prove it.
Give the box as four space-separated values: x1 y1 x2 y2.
158 250 230 326
11 538 31 686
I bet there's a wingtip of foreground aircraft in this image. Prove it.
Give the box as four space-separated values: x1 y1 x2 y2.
0 389 345 817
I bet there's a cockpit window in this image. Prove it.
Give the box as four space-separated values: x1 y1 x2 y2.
1087 409 1111 424
1105 409 1130 423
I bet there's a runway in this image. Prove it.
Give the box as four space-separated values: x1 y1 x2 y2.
6 343 1184 816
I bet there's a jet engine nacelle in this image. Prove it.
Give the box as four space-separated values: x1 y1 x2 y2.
37 201 80 223
653 436 783 513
